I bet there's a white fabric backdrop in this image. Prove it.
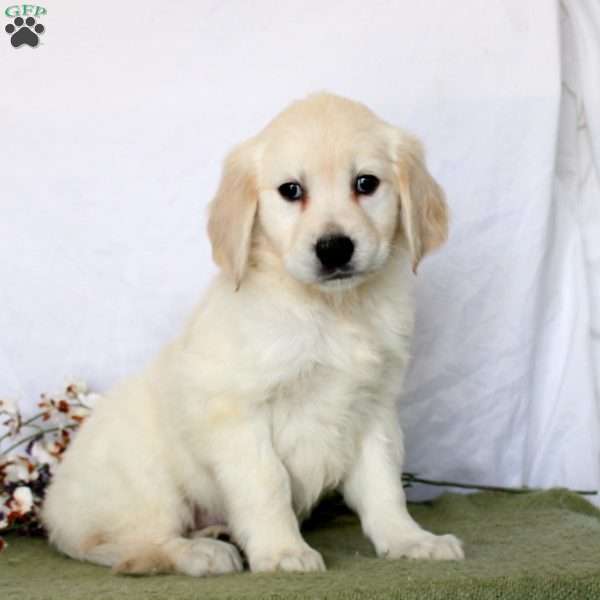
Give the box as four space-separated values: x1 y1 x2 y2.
1 1 598 500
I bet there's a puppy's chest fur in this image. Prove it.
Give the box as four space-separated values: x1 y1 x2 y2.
269 366 375 516
265 291 411 516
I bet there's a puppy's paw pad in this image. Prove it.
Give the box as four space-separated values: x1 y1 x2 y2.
383 532 464 561
251 545 325 573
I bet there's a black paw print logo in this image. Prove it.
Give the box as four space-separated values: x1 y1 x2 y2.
5 16 45 48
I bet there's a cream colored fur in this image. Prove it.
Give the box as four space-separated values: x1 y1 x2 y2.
42 93 462 576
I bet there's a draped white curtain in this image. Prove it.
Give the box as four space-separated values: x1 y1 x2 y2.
404 0 600 502
1 1 599 499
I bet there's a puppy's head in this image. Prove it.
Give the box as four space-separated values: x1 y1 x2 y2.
208 93 447 290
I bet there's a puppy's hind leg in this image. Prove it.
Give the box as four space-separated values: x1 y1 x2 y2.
111 537 244 576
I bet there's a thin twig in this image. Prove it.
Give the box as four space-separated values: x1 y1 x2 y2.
1 425 77 457
0 413 45 445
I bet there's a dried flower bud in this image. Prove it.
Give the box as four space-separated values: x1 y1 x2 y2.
0 398 18 415
9 486 34 516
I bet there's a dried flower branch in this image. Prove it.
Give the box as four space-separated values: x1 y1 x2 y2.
0 381 100 552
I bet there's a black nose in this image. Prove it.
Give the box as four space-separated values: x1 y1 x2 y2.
315 235 355 270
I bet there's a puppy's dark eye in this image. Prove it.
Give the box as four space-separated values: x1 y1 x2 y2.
355 175 380 195
278 182 304 202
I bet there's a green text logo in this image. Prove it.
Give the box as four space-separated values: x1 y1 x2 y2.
5 4 46 17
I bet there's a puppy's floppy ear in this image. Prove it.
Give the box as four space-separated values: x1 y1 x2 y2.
207 139 259 289
393 132 448 273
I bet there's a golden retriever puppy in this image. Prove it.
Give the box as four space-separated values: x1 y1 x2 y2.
42 93 462 576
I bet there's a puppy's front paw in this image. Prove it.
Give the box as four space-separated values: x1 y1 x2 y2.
250 543 326 573
379 531 464 561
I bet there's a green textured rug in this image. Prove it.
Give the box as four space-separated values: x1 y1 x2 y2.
2 489 600 599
